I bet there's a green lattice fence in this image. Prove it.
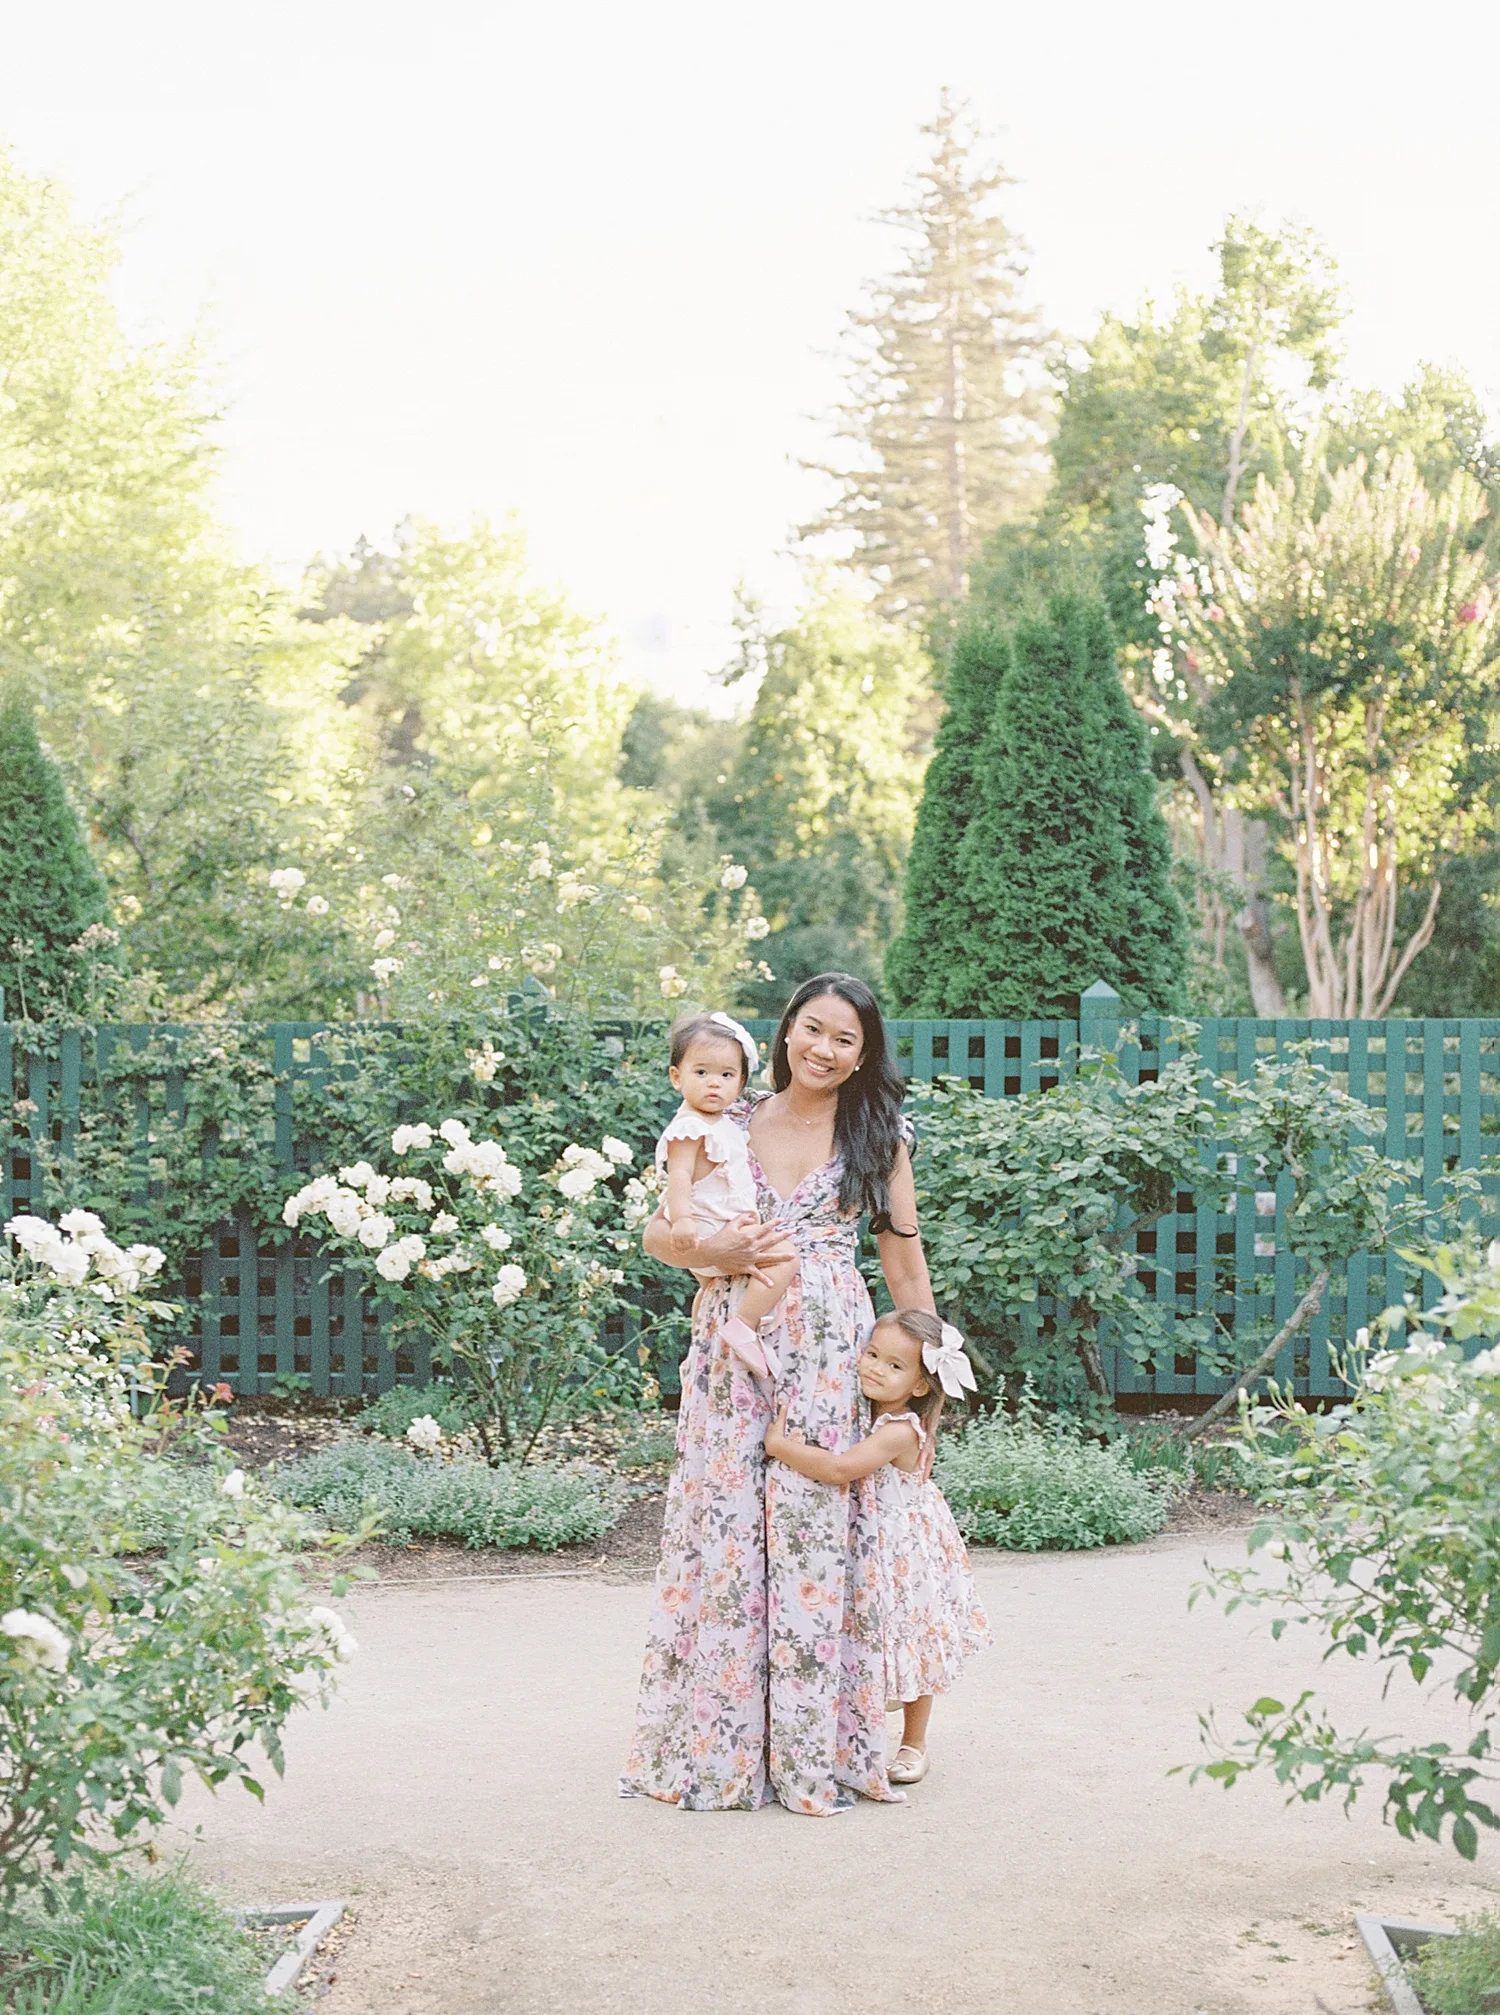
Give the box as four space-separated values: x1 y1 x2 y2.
5 996 1499 1400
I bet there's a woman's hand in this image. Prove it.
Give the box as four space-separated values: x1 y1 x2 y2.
643 1210 795 1286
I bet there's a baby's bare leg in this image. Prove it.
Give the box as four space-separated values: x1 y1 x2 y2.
735 1251 800 1329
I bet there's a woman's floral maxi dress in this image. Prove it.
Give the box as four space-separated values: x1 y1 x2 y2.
619 1100 898 1815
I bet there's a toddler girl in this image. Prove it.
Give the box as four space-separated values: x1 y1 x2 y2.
656 1010 798 1380
765 1307 991 1784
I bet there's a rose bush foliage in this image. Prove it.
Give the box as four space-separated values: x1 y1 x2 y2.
283 1109 660 1459
0 1215 364 1900
1191 1238 1500 1859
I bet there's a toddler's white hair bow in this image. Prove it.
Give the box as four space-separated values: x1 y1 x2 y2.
922 1323 977 1400
709 1011 759 1077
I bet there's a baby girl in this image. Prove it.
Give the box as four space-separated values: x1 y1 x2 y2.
656 1010 798 1380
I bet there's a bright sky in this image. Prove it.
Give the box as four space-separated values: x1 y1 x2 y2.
2 0 1496 706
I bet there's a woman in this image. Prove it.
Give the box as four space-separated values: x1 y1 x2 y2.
619 973 935 1815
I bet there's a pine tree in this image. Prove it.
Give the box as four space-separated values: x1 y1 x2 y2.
0 686 114 1019
883 621 1010 1012
801 92 1053 621
1074 597 1188 1008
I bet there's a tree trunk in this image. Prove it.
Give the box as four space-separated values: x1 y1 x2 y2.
1180 754 1288 1015
1179 1268 1330 1441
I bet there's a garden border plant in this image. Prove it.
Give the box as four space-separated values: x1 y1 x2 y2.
0 1209 367 1905
1186 1237 1500 1861
904 1037 1442 1428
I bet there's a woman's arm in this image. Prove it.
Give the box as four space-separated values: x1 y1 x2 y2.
765 1404 917 1486
875 1144 936 1313
642 1209 795 1287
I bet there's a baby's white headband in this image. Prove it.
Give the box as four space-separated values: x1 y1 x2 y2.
709 1011 759 1078
922 1322 977 1400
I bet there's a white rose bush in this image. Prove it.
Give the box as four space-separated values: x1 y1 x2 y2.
1190 1237 1500 1860
283 1119 637 1462
0 1212 365 1903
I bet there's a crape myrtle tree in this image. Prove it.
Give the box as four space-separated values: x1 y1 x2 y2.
887 596 1185 1017
1160 451 1500 1018
0 687 119 1020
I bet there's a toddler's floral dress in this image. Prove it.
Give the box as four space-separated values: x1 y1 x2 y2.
872 1411 992 1702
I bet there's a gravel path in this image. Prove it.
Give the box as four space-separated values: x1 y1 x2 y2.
177 1528 1494 2013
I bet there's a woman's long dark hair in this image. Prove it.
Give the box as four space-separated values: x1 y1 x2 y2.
770 973 912 1233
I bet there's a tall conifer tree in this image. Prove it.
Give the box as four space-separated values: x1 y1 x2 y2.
0 687 114 1018
802 93 1052 620
884 621 1010 1012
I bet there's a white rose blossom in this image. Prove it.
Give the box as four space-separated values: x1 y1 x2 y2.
467 1041 503 1084
388 1177 435 1210
221 1468 246 1499
720 863 748 889
372 928 397 951
47 1243 92 1287
357 1214 395 1251
744 915 771 941
601 1137 634 1167
269 867 306 896
491 1263 527 1308
557 1165 598 1201
304 1605 358 1663
391 1123 433 1154
430 1211 460 1235
2 1609 70 1674
480 1223 513 1251
306 894 330 915
658 964 687 998
406 1414 443 1453
439 1118 471 1148
339 1161 378 1191
371 957 402 984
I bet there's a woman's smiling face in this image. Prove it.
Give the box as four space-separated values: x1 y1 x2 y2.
784 992 864 1094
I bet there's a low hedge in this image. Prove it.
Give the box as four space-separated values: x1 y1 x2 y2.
274 1440 623 1550
935 1414 1176 1550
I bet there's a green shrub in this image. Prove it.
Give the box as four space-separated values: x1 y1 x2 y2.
275 1439 623 1550
0 1218 361 1902
1115 1422 1254 1495
1407 1915 1500 2015
360 1381 473 1440
0 1864 268 2014
935 1414 1176 1550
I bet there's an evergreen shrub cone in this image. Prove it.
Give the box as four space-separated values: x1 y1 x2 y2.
954 600 1130 1016
884 621 1011 1013
947 588 1185 1015
0 685 115 1018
